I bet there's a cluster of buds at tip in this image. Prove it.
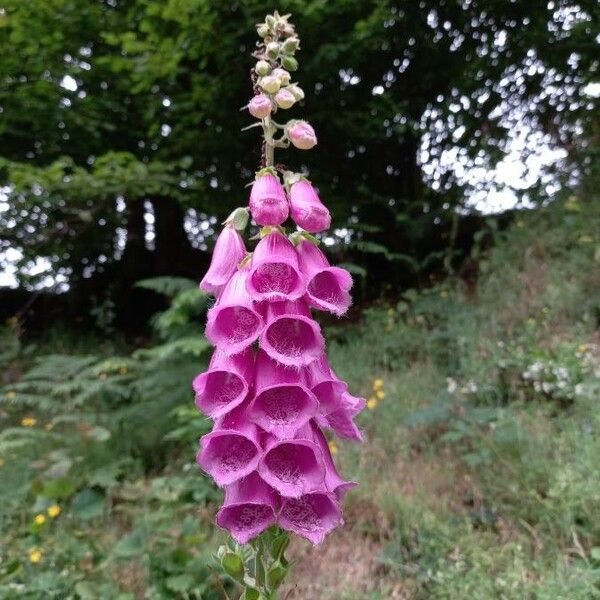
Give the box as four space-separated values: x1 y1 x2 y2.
244 11 317 163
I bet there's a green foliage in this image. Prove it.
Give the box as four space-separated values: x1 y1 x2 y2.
2 195 600 598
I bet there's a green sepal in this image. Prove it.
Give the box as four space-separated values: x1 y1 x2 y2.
221 552 245 582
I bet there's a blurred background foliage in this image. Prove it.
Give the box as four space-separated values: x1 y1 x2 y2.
1 1 600 599
0 0 598 322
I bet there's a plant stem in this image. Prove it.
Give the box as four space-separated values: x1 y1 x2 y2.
264 118 276 167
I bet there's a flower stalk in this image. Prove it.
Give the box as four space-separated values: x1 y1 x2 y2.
196 11 363 599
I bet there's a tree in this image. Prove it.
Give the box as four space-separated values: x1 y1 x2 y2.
1 0 598 308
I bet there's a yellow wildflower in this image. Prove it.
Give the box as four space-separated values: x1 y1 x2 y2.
28 548 42 564
34 514 46 526
21 417 37 427
376 390 385 400
6 391 16 399
328 441 338 455
367 398 378 410
372 378 384 390
47 504 61 518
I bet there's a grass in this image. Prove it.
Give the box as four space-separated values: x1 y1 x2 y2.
1 189 600 598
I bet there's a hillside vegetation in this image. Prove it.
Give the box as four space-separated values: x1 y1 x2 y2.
1 189 600 599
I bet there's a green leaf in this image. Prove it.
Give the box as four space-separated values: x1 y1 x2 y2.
113 530 146 558
71 488 106 520
41 477 77 501
165 574 195 593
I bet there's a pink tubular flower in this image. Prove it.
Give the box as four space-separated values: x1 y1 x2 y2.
260 300 324 367
258 434 325 498
248 94 272 119
246 232 305 302
297 240 352 315
248 350 318 438
307 421 357 500
197 406 262 486
199 226 247 295
216 472 279 544
288 120 317 150
249 173 289 226
304 355 365 441
279 492 343 544
205 268 263 355
288 180 331 233
193 348 254 419
316 400 364 442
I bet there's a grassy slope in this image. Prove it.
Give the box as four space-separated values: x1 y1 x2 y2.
284 192 600 599
1 191 600 599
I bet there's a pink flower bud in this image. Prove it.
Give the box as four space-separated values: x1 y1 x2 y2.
248 94 272 119
274 88 296 109
288 120 317 150
288 180 331 234
199 226 246 295
249 173 289 226
272 68 291 85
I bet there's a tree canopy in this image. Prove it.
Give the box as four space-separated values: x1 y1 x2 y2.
1 0 598 303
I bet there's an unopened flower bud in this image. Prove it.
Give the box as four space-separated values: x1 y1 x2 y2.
266 42 280 59
282 37 300 53
272 68 291 86
248 94 273 118
255 60 271 76
281 56 298 71
287 120 317 150
257 23 269 38
259 75 281 94
265 14 276 28
275 89 296 109
287 84 304 101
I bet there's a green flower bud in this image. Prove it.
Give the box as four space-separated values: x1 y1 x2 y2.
255 60 271 76
223 207 250 231
282 37 300 53
266 42 280 59
281 55 298 71
287 84 305 101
